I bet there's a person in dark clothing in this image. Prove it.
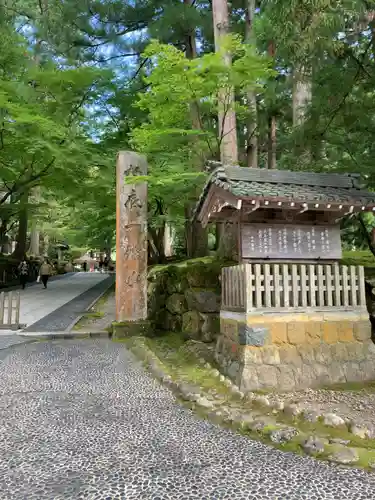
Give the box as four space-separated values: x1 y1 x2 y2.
83 261 87 272
18 259 29 290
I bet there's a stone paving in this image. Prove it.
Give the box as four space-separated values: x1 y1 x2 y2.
0 340 375 499
0 335 33 351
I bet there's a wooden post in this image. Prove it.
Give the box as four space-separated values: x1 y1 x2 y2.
7 292 12 325
15 292 20 327
358 266 366 307
0 292 4 324
116 151 148 324
245 264 253 312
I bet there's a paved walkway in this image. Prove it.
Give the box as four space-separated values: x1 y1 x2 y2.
19 273 111 328
0 339 374 499
0 273 112 333
0 273 114 351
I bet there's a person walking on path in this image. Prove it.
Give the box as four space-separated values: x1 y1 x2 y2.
39 258 53 289
18 258 29 290
82 261 87 272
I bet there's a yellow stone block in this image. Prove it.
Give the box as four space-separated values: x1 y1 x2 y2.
322 322 338 344
286 314 310 323
323 311 365 323
247 313 309 325
287 322 306 345
305 321 322 345
247 315 269 325
271 322 288 344
338 321 355 343
308 314 324 323
354 321 371 342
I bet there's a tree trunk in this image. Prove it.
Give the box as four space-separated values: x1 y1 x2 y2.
29 186 40 256
359 214 375 258
216 220 239 260
267 114 277 169
292 65 312 164
164 223 174 257
292 65 312 126
149 225 166 263
43 233 49 256
212 0 240 259
29 227 39 256
212 0 238 165
0 219 9 254
184 0 208 258
13 190 29 260
267 40 277 169
245 0 258 168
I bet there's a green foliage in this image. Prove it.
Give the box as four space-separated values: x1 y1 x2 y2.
341 250 375 268
131 36 273 227
2 0 375 258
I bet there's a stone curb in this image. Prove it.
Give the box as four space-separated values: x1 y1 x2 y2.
126 337 375 468
19 331 110 339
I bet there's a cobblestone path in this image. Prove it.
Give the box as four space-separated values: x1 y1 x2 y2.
0 340 375 500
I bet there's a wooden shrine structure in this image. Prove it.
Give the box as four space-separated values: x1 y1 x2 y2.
195 166 375 263
194 166 375 391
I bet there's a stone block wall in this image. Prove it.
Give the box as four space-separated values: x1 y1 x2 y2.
216 310 375 392
147 260 227 342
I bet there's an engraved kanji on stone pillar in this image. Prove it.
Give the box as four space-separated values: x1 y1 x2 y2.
116 151 148 322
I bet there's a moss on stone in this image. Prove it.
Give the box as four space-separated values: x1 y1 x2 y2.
147 257 229 339
142 332 233 397
112 320 153 339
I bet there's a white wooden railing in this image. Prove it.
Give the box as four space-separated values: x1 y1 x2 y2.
221 263 367 312
0 292 21 329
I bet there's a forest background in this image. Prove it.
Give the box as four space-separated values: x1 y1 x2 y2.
1 0 375 265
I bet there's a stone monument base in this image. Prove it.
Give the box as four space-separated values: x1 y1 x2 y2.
112 320 152 339
216 310 375 392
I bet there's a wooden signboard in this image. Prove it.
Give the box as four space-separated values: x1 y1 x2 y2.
241 223 342 260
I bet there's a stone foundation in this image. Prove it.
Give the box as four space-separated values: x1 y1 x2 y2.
147 260 223 342
215 310 375 392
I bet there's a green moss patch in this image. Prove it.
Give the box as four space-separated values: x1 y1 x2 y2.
142 332 233 397
121 330 375 469
321 380 375 393
341 250 375 268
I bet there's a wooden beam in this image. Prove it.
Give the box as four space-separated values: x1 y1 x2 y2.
198 185 216 226
245 200 260 213
201 185 242 227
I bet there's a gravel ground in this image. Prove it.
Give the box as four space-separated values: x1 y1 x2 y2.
0 335 33 351
0 340 375 499
268 388 375 428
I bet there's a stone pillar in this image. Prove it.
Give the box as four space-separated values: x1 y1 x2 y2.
115 151 148 326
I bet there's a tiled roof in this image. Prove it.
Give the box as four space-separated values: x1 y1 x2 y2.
194 166 375 219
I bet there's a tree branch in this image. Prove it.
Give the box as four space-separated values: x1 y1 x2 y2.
317 39 373 138
358 212 375 257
